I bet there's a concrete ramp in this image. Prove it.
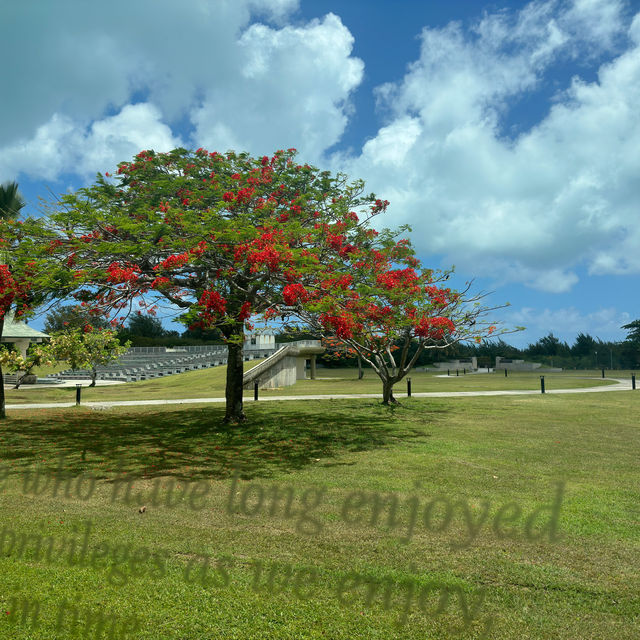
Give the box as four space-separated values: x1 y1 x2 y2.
242 340 324 389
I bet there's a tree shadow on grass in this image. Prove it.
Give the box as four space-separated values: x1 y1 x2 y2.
0 401 446 481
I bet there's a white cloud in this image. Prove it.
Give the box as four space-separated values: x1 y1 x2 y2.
0 0 360 182
561 0 627 51
340 0 640 290
191 13 363 161
1 0 639 296
0 104 181 180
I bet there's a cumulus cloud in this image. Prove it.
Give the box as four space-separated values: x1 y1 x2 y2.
0 0 361 179
341 0 640 290
2 0 638 296
191 13 363 160
0 104 181 180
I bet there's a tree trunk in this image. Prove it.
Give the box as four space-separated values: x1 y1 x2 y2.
223 324 246 423
381 378 397 405
357 354 364 380
90 366 97 387
13 373 24 390
0 317 5 419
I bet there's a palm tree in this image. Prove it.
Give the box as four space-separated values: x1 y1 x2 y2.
0 181 26 219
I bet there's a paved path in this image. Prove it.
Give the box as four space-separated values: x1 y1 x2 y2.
5 378 633 410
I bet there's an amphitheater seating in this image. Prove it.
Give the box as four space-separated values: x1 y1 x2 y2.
45 345 275 383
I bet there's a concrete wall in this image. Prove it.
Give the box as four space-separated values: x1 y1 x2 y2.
248 355 301 388
433 357 477 370
495 357 542 371
242 341 322 389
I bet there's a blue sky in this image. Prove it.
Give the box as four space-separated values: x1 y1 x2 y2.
3 0 640 347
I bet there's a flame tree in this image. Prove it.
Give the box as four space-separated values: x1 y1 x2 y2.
284 232 509 404
46 148 391 423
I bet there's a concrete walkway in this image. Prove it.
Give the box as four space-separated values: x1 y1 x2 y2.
4 378 633 410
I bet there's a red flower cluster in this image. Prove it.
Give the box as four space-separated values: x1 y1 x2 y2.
319 274 353 290
243 230 291 272
238 301 252 321
326 233 345 251
0 265 16 315
199 290 227 316
371 199 390 214
150 277 170 289
236 187 255 204
158 253 190 270
377 268 420 293
282 283 310 305
366 304 393 324
106 262 140 284
319 313 361 339
247 246 283 271
414 316 455 340
189 241 208 257
425 285 454 307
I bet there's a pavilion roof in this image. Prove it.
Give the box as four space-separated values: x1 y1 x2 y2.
1 312 49 340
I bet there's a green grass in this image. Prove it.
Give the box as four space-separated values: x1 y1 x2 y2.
0 388 638 638
5 366 619 405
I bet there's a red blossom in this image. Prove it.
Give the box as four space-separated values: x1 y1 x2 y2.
0 265 16 315
414 316 455 340
151 276 170 289
319 313 361 340
238 301 252 321
199 290 227 316
106 262 140 284
158 253 190 270
377 268 420 293
282 283 309 305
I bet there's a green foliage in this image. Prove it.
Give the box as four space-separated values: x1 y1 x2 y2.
125 312 169 338
0 181 25 219
622 319 640 343
526 332 570 357
0 343 56 388
47 328 130 386
44 304 110 333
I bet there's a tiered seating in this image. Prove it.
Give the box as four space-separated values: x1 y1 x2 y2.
45 345 274 383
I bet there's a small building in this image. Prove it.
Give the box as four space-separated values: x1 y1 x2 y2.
433 357 478 371
244 328 276 351
1 312 49 358
495 356 548 371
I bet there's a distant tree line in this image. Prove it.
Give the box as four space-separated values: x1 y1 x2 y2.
313 323 640 370
44 308 224 347
43 307 640 369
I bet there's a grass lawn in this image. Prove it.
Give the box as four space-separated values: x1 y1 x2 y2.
0 387 638 638
4 366 619 405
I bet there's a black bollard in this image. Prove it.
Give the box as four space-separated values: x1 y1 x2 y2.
602 368 605 378
456 369 459 376
504 369 508 377
632 374 636 390
447 369 450 376
75 384 82 406
487 366 490 373
407 377 412 397
254 382 259 401
540 376 545 394
463 368 466 375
